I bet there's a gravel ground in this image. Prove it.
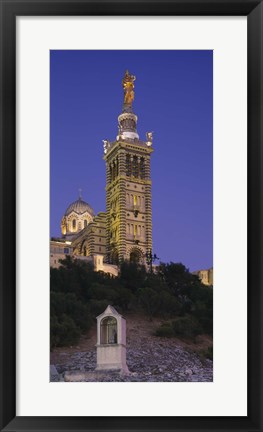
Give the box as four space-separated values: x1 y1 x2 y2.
50 315 213 382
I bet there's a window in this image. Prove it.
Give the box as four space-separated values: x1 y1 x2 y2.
130 249 141 263
112 161 116 181
100 317 117 344
64 248 69 254
132 156 139 178
84 220 88 227
126 154 132 176
139 157 145 179
72 219 76 230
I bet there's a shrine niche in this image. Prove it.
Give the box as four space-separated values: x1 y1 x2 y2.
100 317 117 344
96 305 129 374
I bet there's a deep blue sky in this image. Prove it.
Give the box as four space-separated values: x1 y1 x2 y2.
50 50 213 271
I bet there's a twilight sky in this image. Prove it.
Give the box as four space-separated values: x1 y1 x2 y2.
50 50 213 271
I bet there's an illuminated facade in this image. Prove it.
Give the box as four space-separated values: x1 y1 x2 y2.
60 192 95 241
72 212 107 257
193 268 213 286
104 70 153 264
51 71 153 270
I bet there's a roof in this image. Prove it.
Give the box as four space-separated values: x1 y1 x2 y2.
64 197 95 217
96 305 122 320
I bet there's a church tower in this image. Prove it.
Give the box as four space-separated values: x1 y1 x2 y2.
103 71 153 264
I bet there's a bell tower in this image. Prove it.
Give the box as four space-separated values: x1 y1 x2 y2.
103 71 153 264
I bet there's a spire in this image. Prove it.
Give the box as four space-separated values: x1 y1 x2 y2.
78 188 82 200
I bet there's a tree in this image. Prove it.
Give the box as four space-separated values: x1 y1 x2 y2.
119 261 147 292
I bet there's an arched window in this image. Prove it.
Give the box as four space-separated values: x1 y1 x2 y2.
116 156 119 178
139 157 145 179
72 219 76 230
84 219 88 228
132 156 139 178
112 162 115 181
100 317 118 344
126 154 131 176
130 248 141 263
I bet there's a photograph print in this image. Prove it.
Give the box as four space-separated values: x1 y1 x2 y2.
50 50 213 382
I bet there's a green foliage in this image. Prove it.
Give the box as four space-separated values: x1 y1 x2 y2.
89 299 110 317
200 345 213 360
114 286 135 311
119 261 147 292
138 287 159 317
155 322 174 338
171 316 202 339
50 257 213 347
157 290 182 317
50 314 81 348
206 345 213 360
50 291 92 331
155 316 203 340
188 286 213 336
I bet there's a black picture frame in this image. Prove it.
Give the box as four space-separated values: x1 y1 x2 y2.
0 1 262 431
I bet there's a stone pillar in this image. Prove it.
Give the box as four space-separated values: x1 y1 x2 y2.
144 156 153 253
118 151 127 261
105 162 112 262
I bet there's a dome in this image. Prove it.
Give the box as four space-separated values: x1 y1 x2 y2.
65 197 95 217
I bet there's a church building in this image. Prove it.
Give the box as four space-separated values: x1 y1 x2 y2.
50 71 154 274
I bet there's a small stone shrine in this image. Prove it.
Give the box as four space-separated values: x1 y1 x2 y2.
96 305 129 374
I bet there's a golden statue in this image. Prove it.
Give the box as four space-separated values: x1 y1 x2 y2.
122 70 136 104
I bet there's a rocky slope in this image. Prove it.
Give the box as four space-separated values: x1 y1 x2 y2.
50 315 213 382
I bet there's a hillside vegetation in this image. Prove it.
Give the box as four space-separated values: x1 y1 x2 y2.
50 257 212 349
